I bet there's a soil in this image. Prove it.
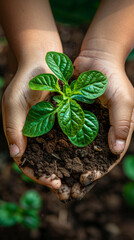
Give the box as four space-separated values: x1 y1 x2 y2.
21 100 118 192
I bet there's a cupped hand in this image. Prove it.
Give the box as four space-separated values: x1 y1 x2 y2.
2 62 61 189
56 50 134 201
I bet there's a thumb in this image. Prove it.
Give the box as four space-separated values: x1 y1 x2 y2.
73 55 91 77
108 97 134 154
2 93 27 158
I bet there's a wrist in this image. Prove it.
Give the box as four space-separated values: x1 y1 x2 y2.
17 43 63 72
81 0 134 64
16 33 63 63
81 38 129 65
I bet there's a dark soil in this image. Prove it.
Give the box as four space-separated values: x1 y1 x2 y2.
21 100 118 190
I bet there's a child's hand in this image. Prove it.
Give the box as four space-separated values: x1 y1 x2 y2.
74 51 134 153
0 0 63 190
55 50 134 201
2 62 61 189
54 0 134 201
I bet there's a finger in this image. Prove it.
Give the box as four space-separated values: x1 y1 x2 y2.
80 170 101 186
80 113 134 184
54 184 71 201
15 156 61 189
2 91 28 157
73 55 91 77
108 111 134 172
2 80 49 157
108 95 134 154
71 182 96 200
55 181 96 201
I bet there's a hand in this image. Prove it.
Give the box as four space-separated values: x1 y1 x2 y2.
55 49 134 201
2 60 61 189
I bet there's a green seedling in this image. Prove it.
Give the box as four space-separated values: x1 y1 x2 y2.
23 51 108 147
0 190 42 229
12 162 34 183
123 155 134 208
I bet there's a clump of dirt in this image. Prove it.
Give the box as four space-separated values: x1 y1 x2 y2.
20 100 118 188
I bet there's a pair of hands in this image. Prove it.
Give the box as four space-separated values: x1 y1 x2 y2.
2 45 134 200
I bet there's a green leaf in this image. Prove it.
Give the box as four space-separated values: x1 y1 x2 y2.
63 84 72 96
29 73 61 92
20 190 42 210
21 212 40 229
73 70 108 99
123 155 134 180
69 110 99 147
70 80 76 90
0 203 19 226
5 203 19 212
53 95 63 103
21 174 35 183
23 101 56 137
0 209 17 226
123 182 134 208
12 163 34 182
58 99 85 137
12 162 22 173
46 52 73 83
71 94 94 104
127 49 134 61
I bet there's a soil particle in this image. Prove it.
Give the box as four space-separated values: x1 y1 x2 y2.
72 157 83 173
21 101 118 188
59 139 69 148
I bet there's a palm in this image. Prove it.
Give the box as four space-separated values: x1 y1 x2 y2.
55 54 134 201
73 54 133 105
2 65 61 189
72 55 133 182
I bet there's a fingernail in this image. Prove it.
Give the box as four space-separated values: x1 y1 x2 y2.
112 139 125 153
10 144 20 157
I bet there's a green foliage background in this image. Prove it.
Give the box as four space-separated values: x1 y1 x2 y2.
50 0 100 25
123 155 134 208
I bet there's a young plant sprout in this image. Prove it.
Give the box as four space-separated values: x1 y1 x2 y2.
123 155 134 208
23 52 108 147
0 190 42 229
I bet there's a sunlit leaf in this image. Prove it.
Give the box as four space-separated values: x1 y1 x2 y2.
23 101 56 137
73 70 108 99
63 84 72 96
58 99 84 137
53 95 63 103
69 110 99 147
29 73 60 92
70 80 76 90
46 52 73 83
71 94 94 104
